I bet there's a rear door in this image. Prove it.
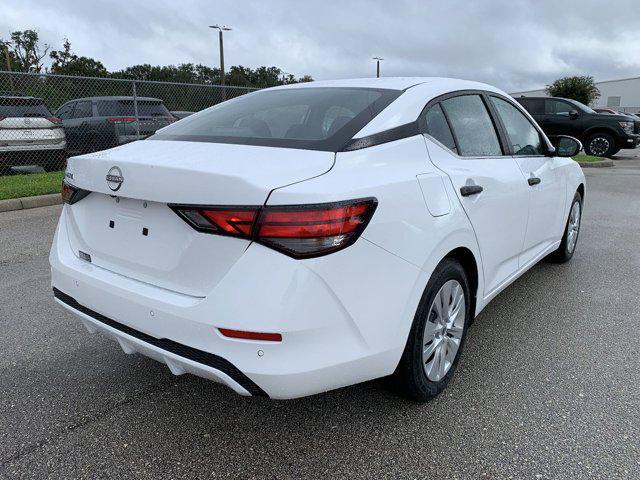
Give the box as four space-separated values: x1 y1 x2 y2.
422 93 530 295
489 95 566 266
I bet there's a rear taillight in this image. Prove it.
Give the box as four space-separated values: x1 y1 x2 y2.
62 180 91 205
46 116 62 125
107 117 137 123
170 198 377 259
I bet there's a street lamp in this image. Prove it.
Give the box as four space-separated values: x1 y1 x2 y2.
209 25 232 87
372 57 383 78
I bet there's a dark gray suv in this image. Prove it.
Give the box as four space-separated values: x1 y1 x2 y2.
55 96 175 154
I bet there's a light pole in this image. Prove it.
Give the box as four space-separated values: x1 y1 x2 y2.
209 25 231 87
372 57 383 78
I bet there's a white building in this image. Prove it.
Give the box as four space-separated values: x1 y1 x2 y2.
511 76 640 113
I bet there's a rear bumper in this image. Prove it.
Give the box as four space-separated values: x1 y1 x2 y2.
53 287 266 396
50 205 424 399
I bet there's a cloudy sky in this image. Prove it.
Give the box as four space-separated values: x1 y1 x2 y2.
2 0 640 92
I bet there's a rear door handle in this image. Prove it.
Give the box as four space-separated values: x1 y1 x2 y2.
460 185 483 197
528 177 541 186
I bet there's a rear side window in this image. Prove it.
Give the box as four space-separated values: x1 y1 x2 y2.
516 98 544 115
423 103 457 153
97 100 171 117
151 87 402 151
441 95 502 157
0 98 51 117
491 97 544 156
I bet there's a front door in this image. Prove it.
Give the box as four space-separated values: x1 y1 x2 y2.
488 95 567 266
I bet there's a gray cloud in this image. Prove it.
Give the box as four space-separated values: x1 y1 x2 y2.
2 0 639 92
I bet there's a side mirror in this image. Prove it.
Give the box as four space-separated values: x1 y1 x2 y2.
568 110 579 120
549 135 582 157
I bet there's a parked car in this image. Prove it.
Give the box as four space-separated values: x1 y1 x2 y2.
594 107 640 120
55 96 175 155
0 95 67 173
52 78 585 401
593 107 619 115
171 110 195 120
517 96 640 157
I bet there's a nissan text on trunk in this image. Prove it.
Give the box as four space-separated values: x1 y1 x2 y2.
51 78 586 400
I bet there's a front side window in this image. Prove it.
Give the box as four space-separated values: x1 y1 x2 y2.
73 101 92 119
491 97 544 156
423 103 457 153
545 99 573 115
440 95 502 156
151 87 402 151
56 103 74 120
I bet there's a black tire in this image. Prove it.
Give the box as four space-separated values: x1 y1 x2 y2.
393 258 472 401
584 132 616 157
549 191 582 263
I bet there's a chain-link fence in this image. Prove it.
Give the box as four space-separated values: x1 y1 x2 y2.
0 71 258 175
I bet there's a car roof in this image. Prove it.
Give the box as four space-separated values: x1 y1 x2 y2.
62 96 163 103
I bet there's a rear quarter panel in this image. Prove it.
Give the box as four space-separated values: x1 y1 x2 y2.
267 135 484 357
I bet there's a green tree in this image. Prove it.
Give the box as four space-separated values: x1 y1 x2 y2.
546 76 600 105
50 39 107 77
1 30 50 73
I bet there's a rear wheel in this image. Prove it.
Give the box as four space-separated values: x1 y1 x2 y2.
394 259 471 401
549 191 582 263
584 133 616 157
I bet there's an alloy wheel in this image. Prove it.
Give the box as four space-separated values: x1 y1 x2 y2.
589 137 610 156
422 279 465 382
567 201 581 253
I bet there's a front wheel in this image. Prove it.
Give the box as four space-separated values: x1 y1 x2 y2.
549 192 582 263
393 259 471 401
584 133 616 157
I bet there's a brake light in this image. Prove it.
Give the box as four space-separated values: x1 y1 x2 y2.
46 116 62 125
170 198 377 258
61 180 91 205
107 117 137 123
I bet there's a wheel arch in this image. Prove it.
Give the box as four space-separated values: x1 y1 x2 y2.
443 247 479 321
582 126 619 142
577 183 585 202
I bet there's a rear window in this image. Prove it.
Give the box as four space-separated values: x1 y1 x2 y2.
0 98 51 118
97 100 171 117
151 87 402 151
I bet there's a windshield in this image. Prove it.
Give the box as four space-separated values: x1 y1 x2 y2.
0 98 51 118
97 100 171 117
150 87 402 151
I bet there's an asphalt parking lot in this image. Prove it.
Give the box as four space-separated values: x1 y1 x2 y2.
1 158 639 479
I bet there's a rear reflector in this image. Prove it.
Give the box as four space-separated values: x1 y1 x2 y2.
218 328 282 342
170 198 377 259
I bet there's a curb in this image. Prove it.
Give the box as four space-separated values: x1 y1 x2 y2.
578 159 614 168
0 193 62 213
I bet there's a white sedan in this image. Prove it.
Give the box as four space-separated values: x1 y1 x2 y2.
51 77 585 400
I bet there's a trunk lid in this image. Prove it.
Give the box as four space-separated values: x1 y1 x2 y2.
63 139 334 296
0 117 65 147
